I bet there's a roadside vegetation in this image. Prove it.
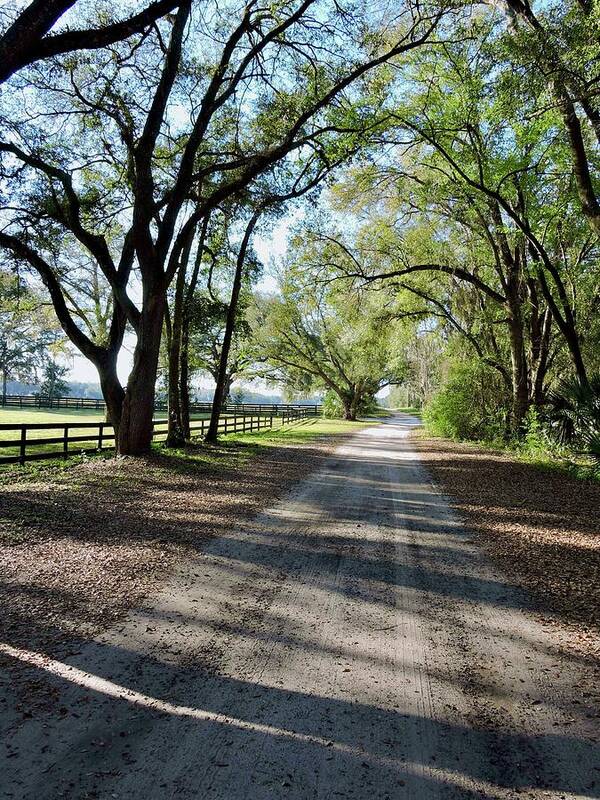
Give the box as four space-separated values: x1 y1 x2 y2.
419 374 600 482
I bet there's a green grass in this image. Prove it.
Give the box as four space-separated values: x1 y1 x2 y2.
0 407 212 462
507 443 600 483
418 423 600 484
363 407 393 418
0 407 207 424
389 406 422 416
229 415 371 445
0 407 108 424
2 415 373 480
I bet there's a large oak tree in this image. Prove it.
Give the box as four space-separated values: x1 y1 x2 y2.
0 0 449 452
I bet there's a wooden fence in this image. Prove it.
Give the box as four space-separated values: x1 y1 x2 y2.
0 407 312 465
0 394 321 416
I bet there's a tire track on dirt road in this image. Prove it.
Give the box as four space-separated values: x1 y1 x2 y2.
1 415 598 799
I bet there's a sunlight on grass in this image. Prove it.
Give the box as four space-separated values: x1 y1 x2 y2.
226 416 373 447
158 417 373 473
0 407 212 425
0 407 107 424
1 416 373 481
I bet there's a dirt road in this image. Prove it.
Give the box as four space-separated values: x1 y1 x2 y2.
1 415 598 799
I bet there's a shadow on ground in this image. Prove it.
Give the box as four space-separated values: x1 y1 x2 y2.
412 436 600 640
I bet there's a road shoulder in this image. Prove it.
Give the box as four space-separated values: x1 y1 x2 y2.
0 427 355 662
412 431 600 661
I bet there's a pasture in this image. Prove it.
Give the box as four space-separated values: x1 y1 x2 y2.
0 406 313 466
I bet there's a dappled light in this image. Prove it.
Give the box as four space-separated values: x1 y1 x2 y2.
1 0 599 795
2 418 599 798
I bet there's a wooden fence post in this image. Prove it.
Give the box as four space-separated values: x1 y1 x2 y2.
19 426 26 465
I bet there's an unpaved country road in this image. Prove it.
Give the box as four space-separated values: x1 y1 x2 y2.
1 415 599 799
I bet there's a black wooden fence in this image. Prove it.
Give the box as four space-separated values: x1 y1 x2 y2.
0 394 321 416
0 407 313 465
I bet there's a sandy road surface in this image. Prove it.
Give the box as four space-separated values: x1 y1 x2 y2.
1 415 599 799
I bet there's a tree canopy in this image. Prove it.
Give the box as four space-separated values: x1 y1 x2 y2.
0 0 598 455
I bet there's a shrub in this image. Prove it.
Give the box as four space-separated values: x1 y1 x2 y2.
519 407 558 459
423 360 508 441
322 390 345 418
547 374 600 474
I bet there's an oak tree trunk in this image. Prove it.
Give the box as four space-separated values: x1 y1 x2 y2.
206 211 260 443
166 300 185 446
342 394 357 421
180 321 191 439
97 359 125 441
507 313 529 434
118 293 165 455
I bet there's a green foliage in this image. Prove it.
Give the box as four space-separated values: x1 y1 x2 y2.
548 375 600 473
521 408 551 459
2 0 600 463
321 390 345 419
230 386 245 405
254 262 402 418
0 269 67 391
298 0 600 450
423 360 508 441
188 291 255 388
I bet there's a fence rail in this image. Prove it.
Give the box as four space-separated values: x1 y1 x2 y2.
0 394 321 416
0 407 312 465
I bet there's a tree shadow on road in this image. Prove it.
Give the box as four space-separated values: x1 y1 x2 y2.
1 421 599 799
1 630 599 800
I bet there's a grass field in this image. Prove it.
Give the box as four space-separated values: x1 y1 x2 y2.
0 407 218 464
230 416 370 446
0 412 369 476
0 407 186 424
0 408 108 424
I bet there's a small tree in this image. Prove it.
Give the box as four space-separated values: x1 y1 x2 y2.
231 386 245 405
38 360 71 401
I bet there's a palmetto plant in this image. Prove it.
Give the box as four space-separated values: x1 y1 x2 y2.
547 375 600 474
